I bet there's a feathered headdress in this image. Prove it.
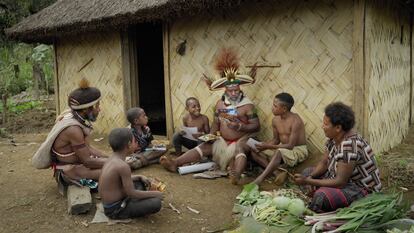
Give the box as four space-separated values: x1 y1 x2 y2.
202 48 257 91
68 78 101 110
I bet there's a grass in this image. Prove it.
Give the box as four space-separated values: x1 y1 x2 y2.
0 100 42 114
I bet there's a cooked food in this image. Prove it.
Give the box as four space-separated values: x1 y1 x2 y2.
198 134 219 142
218 113 238 122
151 139 170 147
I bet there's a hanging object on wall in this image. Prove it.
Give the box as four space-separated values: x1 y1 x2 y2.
176 40 187 56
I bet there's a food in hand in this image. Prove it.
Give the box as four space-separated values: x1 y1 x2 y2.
198 134 219 142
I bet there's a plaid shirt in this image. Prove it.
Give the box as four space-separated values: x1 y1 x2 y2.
325 133 382 192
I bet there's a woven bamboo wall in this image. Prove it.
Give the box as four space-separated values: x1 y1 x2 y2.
366 0 411 152
169 0 353 155
56 32 126 134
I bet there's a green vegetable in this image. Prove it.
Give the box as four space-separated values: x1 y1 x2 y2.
305 192 409 233
236 183 261 206
273 196 291 210
288 198 306 217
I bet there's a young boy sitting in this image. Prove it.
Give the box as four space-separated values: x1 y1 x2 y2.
172 97 210 156
127 107 166 169
99 128 163 219
251 92 308 185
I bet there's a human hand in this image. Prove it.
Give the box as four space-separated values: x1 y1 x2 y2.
192 132 203 138
256 143 272 151
293 173 308 185
152 191 164 200
227 121 241 131
139 176 152 187
179 130 186 135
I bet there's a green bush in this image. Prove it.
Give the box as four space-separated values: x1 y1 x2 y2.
0 100 42 114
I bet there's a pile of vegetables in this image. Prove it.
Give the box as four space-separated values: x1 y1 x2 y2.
235 184 310 227
305 192 411 233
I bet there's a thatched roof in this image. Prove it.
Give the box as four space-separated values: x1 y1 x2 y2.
6 0 246 43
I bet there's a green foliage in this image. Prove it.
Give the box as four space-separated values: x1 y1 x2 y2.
0 99 42 114
0 43 53 96
0 0 56 96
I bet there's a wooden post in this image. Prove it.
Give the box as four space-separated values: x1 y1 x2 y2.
33 62 41 100
121 28 139 113
163 23 174 140
53 40 60 115
1 93 7 124
410 12 413 125
352 0 369 138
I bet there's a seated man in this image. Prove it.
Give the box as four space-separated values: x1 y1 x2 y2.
99 128 163 219
160 48 260 185
126 107 166 169
251 92 308 185
294 102 382 213
32 79 107 189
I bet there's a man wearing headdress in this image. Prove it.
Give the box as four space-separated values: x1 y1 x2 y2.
32 78 108 189
160 48 260 184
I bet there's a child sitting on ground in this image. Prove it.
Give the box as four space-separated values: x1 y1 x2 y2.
99 128 163 219
172 97 210 156
126 107 166 169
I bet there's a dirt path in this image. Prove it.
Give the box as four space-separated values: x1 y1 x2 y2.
0 133 243 233
1 98 413 232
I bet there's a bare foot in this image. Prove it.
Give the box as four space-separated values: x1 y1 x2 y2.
173 152 184 157
238 177 255 185
229 170 240 185
159 156 178 172
251 177 263 185
274 171 288 186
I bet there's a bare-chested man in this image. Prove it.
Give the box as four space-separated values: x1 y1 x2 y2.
99 128 162 219
33 79 108 189
251 92 308 185
160 48 260 185
172 97 210 156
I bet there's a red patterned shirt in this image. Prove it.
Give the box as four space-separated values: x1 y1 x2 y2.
325 133 382 192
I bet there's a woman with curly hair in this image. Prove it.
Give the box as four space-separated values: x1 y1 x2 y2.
294 102 382 213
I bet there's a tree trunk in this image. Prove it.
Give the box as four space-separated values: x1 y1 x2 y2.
33 62 41 99
2 94 8 124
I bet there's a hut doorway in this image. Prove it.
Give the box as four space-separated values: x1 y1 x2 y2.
135 23 166 135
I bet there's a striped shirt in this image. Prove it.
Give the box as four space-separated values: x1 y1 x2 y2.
325 133 382 192
131 126 153 152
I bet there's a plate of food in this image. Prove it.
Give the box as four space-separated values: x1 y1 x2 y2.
151 139 170 147
198 134 219 142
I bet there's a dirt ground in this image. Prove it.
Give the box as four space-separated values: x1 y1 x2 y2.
0 99 413 233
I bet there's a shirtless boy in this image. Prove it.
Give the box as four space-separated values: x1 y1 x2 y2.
99 128 163 219
172 97 210 155
252 92 308 185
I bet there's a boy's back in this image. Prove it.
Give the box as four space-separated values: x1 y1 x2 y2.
98 156 129 205
98 128 162 220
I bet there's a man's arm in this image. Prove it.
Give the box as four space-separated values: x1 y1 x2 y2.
295 161 355 188
67 126 107 169
210 104 221 134
237 105 260 133
120 164 163 200
182 115 188 127
255 118 279 151
88 144 109 158
203 115 210 134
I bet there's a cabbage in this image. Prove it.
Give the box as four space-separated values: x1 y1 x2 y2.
272 196 291 210
287 198 306 216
